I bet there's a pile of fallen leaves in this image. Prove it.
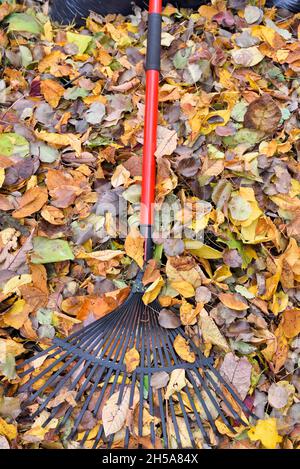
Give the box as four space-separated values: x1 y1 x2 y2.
0 0 299 450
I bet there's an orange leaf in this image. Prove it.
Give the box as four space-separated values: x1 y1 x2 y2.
142 259 160 286
40 79 65 108
12 186 48 219
281 308 300 339
219 293 248 311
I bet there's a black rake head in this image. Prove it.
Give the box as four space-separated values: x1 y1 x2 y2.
17 292 255 449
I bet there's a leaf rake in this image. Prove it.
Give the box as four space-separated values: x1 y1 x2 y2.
17 0 256 448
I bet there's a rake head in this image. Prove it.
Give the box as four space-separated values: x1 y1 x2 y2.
18 290 254 449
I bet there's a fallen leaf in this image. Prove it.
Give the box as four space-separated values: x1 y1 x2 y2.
102 387 131 437
173 335 196 363
40 79 65 108
244 94 281 134
124 347 140 373
0 417 17 440
124 227 144 268
219 293 248 311
248 418 283 449
165 369 186 399
150 371 169 390
12 186 48 219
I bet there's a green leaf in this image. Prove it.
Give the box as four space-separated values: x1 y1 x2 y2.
223 128 264 146
87 136 113 147
31 237 74 264
0 133 29 157
0 353 16 380
122 184 141 203
19 45 33 68
7 13 42 35
31 142 59 163
228 195 252 221
173 47 192 70
37 308 53 325
231 101 247 122
64 87 89 101
66 32 93 54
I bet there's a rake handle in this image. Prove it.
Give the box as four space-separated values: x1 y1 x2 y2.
141 0 162 262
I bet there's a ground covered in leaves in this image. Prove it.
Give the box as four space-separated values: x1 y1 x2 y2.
0 0 299 450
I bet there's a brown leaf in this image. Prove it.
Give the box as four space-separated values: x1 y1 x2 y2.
244 94 281 134
142 259 160 286
12 186 48 219
158 309 181 329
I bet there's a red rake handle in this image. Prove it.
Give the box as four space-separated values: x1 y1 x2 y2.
141 0 162 261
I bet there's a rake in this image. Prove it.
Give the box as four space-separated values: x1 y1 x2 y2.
18 0 255 449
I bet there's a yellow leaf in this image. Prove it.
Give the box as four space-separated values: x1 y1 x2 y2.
185 241 223 259
124 227 144 268
40 79 65 108
124 347 140 373
23 413 58 443
142 276 164 305
66 32 92 54
199 309 230 353
12 186 48 219
248 418 283 449
171 281 195 298
35 130 81 156
3 274 32 295
0 168 5 188
41 20 53 42
173 335 196 363
3 299 28 329
180 300 201 326
0 418 17 440
198 5 218 19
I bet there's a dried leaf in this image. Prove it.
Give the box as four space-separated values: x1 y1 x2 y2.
173 335 196 363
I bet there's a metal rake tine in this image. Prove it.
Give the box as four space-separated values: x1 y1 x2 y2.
185 370 218 434
207 364 257 421
169 397 182 449
176 392 196 448
46 302 135 429
148 311 168 448
20 315 111 391
203 370 247 427
23 315 112 397
191 369 235 433
16 345 59 372
183 386 210 446
71 297 141 441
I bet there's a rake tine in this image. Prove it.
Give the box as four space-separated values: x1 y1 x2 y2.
72 298 141 442
176 392 196 448
183 386 210 446
203 370 246 427
50 305 135 431
169 397 182 449
207 364 257 421
16 345 59 372
186 370 218 434
148 311 168 448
